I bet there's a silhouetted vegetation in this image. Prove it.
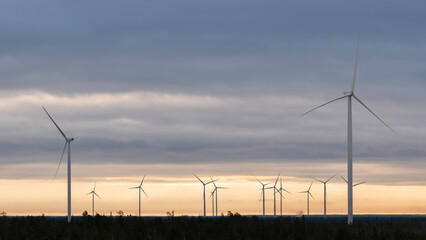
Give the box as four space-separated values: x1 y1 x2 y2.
0 215 426 239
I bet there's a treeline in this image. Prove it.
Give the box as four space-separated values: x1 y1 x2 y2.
0 215 425 239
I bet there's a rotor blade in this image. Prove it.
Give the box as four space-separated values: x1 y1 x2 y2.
210 177 217 188
217 187 228 189
351 29 360 93
325 173 338 183
193 173 204 184
253 176 263 185
309 176 325 183
260 190 263 200
140 175 146 187
282 189 292 194
43 107 67 139
353 95 398 135
93 182 96 191
265 187 274 189
209 191 214 198
206 179 219 185
141 188 149 198
53 141 68 180
299 191 308 193
353 181 366 187
308 182 313 191
94 192 101 199
309 192 315 200
301 95 348 117
274 172 280 187
340 175 348 183
129 187 139 189
87 192 92 195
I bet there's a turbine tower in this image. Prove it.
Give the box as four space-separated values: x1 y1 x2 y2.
301 31 397 224
210 177 228 216
87 182 101 216
43 107 74 223
129 175 149 217
193 174 216 217
278 177 291 216
272 173 280 217
299 182 314 216
254 176 273 216
311 174 337 219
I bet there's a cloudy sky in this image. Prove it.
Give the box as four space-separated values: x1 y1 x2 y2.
0 0 426 216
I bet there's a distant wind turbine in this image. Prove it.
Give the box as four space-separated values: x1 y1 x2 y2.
272 173 280 217
301 31 397 224
129 175 149 217
194 174 216 217
254 176 273 216
87 182 101 216
210 177 228 216
43 107 74 223
310 174 337 219
299 182 315 216
278 177 291 216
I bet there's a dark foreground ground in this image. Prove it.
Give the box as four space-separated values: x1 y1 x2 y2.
1 215 426 240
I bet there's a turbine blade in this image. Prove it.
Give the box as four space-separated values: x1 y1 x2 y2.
217 187 228 189
43 107 67 139
301 95 348 117
299 191 308 193
326 173 338 183
53 141 67 180
87 192 92 195
93 182 96 191
308 182 313 191
141 188 149 198
193 173 204 184
94 192 101 199
283 189 292 194
140 175 146 187
129 187 139 189
210 177 217 188
274 172 280 187
340 175 348 183
309 192 315 200
253 176 262 185
353 181 366 187
309 176 325 183
351 29 360 93
353 95 398 135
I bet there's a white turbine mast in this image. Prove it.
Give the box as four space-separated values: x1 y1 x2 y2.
210 177 228 216
278 177 291 216
129 175 149 217
310 173 337 219
194 174 216 217
301 30 397 224
43 107 74 223
87 182 101 216
299 182 315 216
254 176 273 216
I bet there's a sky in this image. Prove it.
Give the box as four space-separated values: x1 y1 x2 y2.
0 0 426 216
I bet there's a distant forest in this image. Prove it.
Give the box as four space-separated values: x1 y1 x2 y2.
0 213 425 239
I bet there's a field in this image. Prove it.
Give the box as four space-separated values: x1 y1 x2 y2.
1 214 426 240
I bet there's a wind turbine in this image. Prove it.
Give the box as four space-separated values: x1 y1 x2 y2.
194 174 216 217
278 177 291 216
310 174 337 219
210 177 228 216
129 175 149 217
341 176 366 187
272 173 280 217
43 107 74 223
301 31 397 224
299 182 315 216
254 176 273 216
87 182 101 216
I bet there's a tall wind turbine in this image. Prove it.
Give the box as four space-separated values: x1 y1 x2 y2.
278 177 291 216
254 176 273 216
299 182 314 216
301 31 397 224
272 173 280 217
210 177 228 216
129 175 149 217
43 107 74 223
194 174 216 217
310 174 337 219
87 182 101 216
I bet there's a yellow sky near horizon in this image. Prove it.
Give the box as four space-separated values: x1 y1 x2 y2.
1 175 426 217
